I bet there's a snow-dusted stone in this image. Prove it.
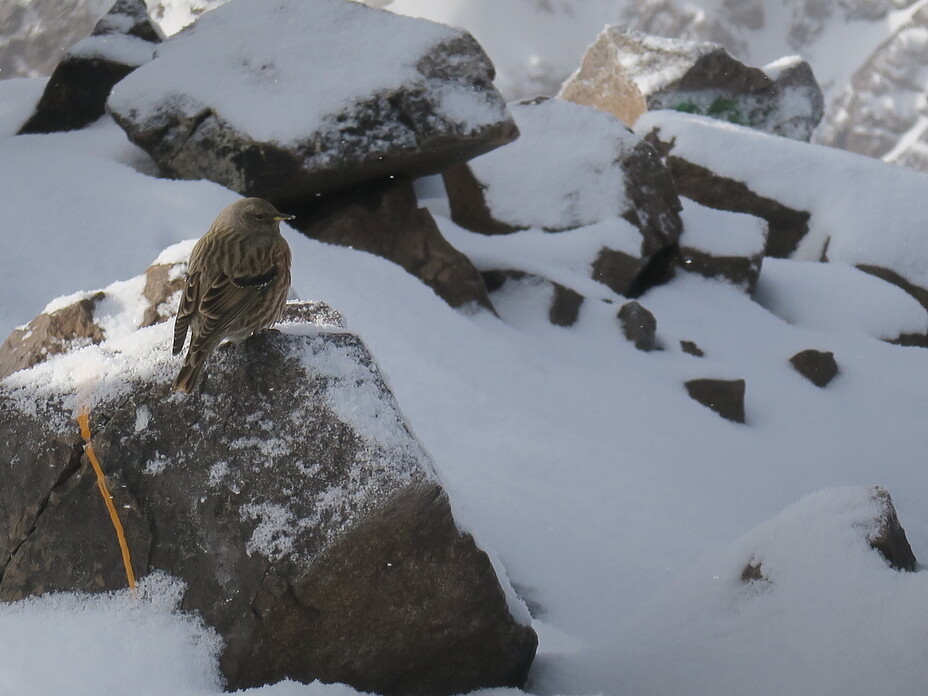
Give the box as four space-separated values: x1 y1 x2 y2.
0 294 537 694
559 30 824 141
677 200 768 292
443 98 682 297
481 270 584 327
684 378 746 423
637 110 928 314
293 178 494 311
18 0 161 134
617 301 659 351
789 349 839 388
106 0 517 203
0 294 105 380
644 126 809 258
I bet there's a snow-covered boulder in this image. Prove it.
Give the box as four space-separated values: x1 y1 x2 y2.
0 255 537 694
638 110 928 314
18 0 161 134
592 486 919 696
107 0 517 204
559 30 824 141
678 200 768 293
443 97 682 297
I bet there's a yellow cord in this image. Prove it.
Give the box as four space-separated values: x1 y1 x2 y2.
77 408 136 590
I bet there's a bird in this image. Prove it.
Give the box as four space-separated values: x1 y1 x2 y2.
172 197 293 393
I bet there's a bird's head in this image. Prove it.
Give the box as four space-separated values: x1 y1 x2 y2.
227 197 295 234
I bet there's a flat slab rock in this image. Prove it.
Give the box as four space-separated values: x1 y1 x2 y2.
0 312 536 693
107 0 517 204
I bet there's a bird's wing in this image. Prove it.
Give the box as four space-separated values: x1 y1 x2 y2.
186 264 280 356
172 271 199 355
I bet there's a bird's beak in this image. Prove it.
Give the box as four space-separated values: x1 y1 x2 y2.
274 214 295 222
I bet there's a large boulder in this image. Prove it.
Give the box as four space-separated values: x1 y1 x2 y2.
443 97 682 297
18 0 162 134
0 272 537 694
106 0 517 205
559 29 824 141
636 110 928 314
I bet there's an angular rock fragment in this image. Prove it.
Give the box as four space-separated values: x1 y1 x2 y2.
789 349 838 387
617 301 659 351
684 378 746 423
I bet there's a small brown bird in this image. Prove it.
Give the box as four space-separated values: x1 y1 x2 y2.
172 197 293 393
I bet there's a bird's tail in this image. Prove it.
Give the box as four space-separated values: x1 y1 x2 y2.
173 351 207 393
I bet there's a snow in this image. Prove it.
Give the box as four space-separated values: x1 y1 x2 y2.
541 486 928 696
4 12 928 696
635 110 928 290
0 76 45 134
465 98 639 230
756 258 928 340
109 0 505 145
0 573 222 696
679 198 767 257
66 32 158 67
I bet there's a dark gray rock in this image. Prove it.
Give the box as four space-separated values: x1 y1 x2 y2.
684 378 746 423
549 284 584 327
617 301 659 351
680 340 705 357
0 307 537 695
18 0 161 134
789 349 839 387
292 178 494 312
107 0 517 205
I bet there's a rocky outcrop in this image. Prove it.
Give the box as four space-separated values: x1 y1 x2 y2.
559 30 824 141
18 0 161 134
0 296 537 694
684 378 746 423
107 0 516 205
444 97 682 297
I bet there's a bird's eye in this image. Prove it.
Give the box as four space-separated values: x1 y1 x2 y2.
254 213 266 220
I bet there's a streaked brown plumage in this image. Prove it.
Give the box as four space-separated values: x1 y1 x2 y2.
172 197 293 393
